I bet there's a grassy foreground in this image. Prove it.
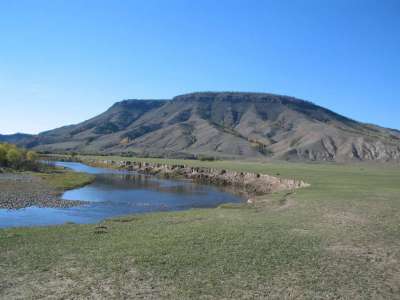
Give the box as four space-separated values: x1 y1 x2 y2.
1 157 400 299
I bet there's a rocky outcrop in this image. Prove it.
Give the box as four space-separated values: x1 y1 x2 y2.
84 159 310 196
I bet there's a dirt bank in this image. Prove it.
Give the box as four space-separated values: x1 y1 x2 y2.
83 159 310 196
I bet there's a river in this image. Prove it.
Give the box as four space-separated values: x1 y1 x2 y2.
0 161 242 228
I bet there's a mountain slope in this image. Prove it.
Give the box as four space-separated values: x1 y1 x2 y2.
12 92 400 162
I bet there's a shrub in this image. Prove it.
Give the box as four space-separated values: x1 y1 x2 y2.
26 150 39 162
197 155 216 161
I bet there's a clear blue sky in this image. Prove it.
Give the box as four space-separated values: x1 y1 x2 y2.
1 0 399 134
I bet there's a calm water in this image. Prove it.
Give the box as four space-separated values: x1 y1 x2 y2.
0 161 242 228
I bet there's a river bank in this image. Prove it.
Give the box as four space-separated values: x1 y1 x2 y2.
0 170 94 209
80 158 310 198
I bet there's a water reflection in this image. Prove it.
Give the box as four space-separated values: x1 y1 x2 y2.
0 161 243 228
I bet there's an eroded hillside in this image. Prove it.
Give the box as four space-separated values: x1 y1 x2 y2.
5 92 400 162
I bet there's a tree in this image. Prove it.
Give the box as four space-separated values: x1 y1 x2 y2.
6 148 23 168
0 144 7 166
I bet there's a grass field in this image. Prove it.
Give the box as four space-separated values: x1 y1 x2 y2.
1 157 399 299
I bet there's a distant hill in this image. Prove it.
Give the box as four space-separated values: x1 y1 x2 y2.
5 92 400 162
0 133 34 144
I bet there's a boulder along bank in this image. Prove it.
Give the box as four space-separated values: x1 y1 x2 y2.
82 159 310 196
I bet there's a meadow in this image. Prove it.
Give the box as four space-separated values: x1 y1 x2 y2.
1 157 399 299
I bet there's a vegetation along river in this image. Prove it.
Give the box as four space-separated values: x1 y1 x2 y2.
0 162 243 228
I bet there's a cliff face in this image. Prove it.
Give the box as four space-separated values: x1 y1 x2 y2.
9 92 400 162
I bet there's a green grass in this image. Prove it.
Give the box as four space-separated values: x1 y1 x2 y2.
33 169 95 191
1 157 400 299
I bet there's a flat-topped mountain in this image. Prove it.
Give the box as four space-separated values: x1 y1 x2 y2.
3 92 400 162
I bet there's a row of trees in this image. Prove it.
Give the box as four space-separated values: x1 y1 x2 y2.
0 143 39 170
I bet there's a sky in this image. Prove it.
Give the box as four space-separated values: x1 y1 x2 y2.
0 0 399 134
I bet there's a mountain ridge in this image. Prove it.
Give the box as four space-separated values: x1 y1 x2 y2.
0 133 34 144
2 92 400 162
